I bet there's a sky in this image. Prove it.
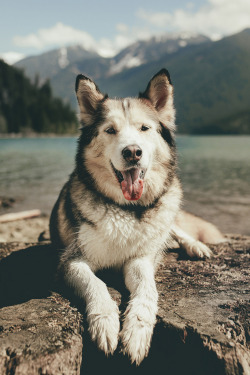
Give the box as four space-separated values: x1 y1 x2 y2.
1 0 250 64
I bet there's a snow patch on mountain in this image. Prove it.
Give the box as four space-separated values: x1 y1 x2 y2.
179 40 187 47
58 47 69 69
109 52 143 75
108 33 210 76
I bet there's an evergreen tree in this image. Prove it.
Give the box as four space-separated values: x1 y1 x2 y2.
0 59 77 134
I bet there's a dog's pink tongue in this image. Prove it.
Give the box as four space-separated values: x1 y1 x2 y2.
121 169 143 201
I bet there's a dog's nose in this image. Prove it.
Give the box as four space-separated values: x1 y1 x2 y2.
122 145 142 163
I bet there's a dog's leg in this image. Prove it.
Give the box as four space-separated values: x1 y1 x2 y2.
172 225 212 258
65 259 120 355
120 256 158 365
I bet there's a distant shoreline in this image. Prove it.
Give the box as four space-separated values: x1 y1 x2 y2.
1 132 250 139
0 132 79 139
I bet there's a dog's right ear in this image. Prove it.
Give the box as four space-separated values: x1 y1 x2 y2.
75 75 106 126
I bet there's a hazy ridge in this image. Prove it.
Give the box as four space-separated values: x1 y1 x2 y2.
2 29 250 134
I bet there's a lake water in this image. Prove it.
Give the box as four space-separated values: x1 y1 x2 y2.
0 136 249 235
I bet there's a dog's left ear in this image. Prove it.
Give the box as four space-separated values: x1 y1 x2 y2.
75 74 106 126
139 69 175 130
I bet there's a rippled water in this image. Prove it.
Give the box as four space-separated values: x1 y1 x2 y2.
0 135 249 235
177 136 250 235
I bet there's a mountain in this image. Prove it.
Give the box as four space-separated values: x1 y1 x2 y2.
0 59 77 134
15 33 210 108
96 29 250 134
15 33 209 80
15 45 99 84
14 29 250 134
51 55 111 108
107 33 210 75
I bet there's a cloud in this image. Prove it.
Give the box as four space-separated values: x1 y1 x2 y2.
12 21 154 58
0 52 25 65
13 22 97 51
13 22 135 58
11 1 250 60
138 0 250 40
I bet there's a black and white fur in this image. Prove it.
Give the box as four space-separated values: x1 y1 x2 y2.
50 69 223 365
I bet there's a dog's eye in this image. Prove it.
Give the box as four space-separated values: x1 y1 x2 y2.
105 127 116 135
141 125 149 131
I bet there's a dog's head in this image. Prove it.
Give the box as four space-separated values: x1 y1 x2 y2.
75 69 176 205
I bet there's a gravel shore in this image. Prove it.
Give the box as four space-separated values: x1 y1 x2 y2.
0 216 49 242
0 196 50 242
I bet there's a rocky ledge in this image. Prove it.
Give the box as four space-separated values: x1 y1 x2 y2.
0 236 249 375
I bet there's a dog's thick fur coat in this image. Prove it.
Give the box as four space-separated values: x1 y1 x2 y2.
50 69 224 365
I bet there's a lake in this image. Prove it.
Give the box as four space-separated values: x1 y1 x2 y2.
0 135 249 235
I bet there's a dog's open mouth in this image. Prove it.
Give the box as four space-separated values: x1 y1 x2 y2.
111 163 145 201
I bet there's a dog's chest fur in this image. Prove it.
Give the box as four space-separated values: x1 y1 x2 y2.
75 183 180 269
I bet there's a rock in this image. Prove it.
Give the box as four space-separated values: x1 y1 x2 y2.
0 196 16 210
0 243 83 375
154 234 250 375
0 297 83 375
0 236 249 374
38 229 50 242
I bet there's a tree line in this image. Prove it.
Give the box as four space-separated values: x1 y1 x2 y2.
0 59 77 134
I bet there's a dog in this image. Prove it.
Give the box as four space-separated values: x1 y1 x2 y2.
50 69 224 365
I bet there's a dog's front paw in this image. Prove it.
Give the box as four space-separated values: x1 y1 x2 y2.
120 305 156 365
88 299 120 355
184 240 212 258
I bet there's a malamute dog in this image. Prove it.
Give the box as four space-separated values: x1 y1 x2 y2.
50 69 224 365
